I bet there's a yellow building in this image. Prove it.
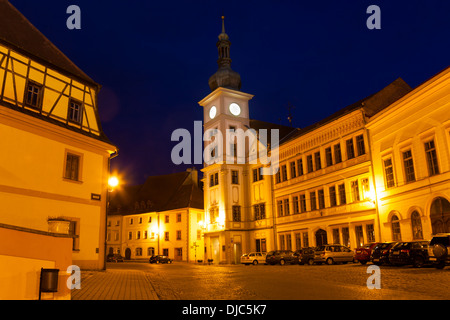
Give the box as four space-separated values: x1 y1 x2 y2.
0 1 117 299
107 169 204 262
367 67 450 242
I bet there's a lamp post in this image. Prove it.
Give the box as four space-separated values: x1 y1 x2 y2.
105 175 119 269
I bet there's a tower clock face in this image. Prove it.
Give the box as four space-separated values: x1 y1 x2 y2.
229 103 241 116
209 106 217 119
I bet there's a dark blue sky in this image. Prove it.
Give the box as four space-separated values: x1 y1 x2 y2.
10 0 450 185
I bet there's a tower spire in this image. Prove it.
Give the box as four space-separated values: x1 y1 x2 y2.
208 16 242 91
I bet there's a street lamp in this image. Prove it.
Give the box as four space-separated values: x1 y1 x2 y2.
108 176 119 190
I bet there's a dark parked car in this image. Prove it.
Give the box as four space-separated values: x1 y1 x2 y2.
354 242 381 265
106 254 124 262
428 233 450 269
149 255 173 264
388 241 431 267
371 242 397 265
266 250 299 265
295 247 316 265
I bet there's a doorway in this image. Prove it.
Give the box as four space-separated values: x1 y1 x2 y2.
315 229 328 246
125 248 131 260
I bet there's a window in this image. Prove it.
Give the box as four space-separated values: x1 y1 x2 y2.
275 171 281 184
253 168 263 182
391 215 401 241
68 99 83 124
334 143 342 163
325 147 333 167
302 232 309 247
279 235 286 250
231 170 239 184
128 232 132 240
425 140 439 176
139 217 142 224
361 178 370 200
355 225 364 248
284 199 290 215
383 158 395 188
256 238 267 253
177 213 181 223
68 220 79 251
136 248 142 256
356 135 365 156
129 218 134 225
338 183 346 205
286 234 292 251
277 200 284 217
299 194 307 213
136 231 141 240
332 229 340 244
176 230 182 240
232 206 241 222
314 152 321 170
402 150 416 183
24 81 42 109
254 203 266 220
281 165 288 181
297 158 304 176
210 172 219 187
329 186 337 207
292 196 299 214
295 233 301 250
307 155 314 173
310 191 317 211
366 224 375 243
164 231 169 241
64 152 81 181
165 215 169 223
318 189 325 209
351 180 360 202
144 230 148 239
346 138 355 159
290 161 297 178
411 211 423 240
342 227 350 247
147 247 155 256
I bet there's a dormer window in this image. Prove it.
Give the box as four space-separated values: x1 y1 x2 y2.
68 99 83 124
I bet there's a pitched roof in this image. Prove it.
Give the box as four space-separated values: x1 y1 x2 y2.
281 77 412 144
0 0 98 88
108 170 204 215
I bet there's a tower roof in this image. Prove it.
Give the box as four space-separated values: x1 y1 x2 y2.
208 16 242 91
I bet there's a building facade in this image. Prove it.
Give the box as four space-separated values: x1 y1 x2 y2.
198 18 450 264
367 67 450 242
0 1 117 299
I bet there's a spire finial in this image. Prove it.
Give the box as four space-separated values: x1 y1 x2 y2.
221 15 225 34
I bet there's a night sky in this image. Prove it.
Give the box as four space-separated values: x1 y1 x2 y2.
9 0 450 185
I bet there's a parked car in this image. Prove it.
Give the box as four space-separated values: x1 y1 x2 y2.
106 253 124 262
241 252 267 265
354 243 381 265
295 247 316 265
388 241 432 267
266 250 299 265
428 233 450 269
313 245 354 265
371 242 397 265
149 255 173 264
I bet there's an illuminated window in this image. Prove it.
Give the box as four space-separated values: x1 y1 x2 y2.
351 180 360 202
411 211 423 240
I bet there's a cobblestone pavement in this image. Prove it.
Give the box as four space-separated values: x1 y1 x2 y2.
71 269 158 300
106 261 450 300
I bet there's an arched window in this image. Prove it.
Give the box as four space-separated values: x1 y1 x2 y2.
391 215 401 241
411 211 423 240
430 197 450 234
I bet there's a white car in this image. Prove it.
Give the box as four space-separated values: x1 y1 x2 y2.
241 252 267 265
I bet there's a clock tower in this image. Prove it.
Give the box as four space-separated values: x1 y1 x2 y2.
198 17 255 264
